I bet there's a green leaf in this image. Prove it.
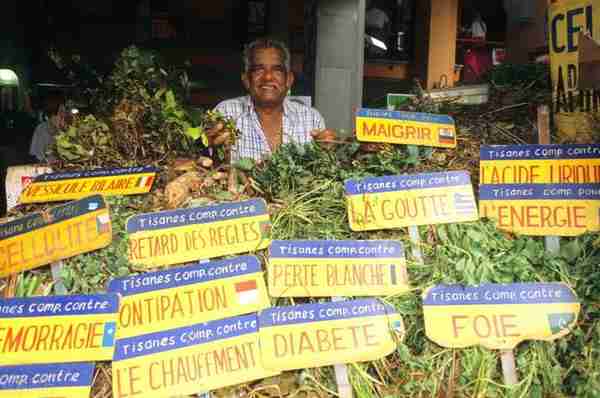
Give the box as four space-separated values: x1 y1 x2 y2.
184 126 201 140
234 158 256 172
560 239 582 262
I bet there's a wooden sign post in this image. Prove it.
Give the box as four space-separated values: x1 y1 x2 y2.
537 105 561 254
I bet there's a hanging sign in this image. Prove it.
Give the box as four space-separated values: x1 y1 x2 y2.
423 283 580 350
0 362 95 398
345 171 478 231
112 314 278 398
258 299 404 371
19 166 157 204
267 240 409 297
126 199 271 267
356 108 456 148
108 255 270 339
0 195 112 278
0 294 119 365
480 144 600 235
548 0 599 141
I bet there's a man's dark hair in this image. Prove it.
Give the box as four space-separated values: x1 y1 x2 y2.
243 38 291 73
41 90 65 116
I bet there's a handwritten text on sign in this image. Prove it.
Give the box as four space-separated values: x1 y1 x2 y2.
0 195 112 278
480 144 600 236
345 171 478 231
258 299 404 371
108 255 270 339
423 283 580 350
548 0 598 139
112 314 278 398
19 166 157 203
0 294 119 365
126 199 271 267
0 363 94 398
356 108 456 148
268 240 409 297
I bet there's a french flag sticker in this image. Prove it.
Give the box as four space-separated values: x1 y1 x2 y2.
136 175 154 188
235 280 259 305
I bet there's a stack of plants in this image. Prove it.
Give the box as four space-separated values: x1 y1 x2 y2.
2 52 599 398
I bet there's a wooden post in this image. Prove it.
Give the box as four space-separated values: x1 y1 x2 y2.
51 261 67 295
537 105 560 253
332 296 353 398
500 350 518 385
408 225 424 264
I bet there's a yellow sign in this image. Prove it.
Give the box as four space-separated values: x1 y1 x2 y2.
112 314 278 398
479 144 600 236
0 195 112 278
267 240 409 297
126 199 271 267
0 363 94 398
423 283 580 350
19 166 157 204
548 0 599 140
0 294 119 365
108 255 271 339
345 171 478 231
258 299 404 371
356 108 456 148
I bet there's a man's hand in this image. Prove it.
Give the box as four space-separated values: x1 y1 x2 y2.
205 121 233 146
310 128 337 149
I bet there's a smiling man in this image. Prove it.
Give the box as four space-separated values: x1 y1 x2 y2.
214 38 335 162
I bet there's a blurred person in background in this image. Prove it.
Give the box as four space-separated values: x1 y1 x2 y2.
29 90 67 163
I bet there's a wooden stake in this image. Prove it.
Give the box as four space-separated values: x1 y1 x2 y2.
332 296 353 398
408 225 424 264
500 350 518 385
537 105 560 254
51 261 67 295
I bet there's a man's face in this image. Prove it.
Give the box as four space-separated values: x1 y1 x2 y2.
242 47 294 109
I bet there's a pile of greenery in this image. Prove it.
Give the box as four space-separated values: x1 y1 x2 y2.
49 46 211 169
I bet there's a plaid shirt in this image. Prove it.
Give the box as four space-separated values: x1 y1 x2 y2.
215 96 325 162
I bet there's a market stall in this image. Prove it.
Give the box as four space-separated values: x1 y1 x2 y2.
0 45 598 398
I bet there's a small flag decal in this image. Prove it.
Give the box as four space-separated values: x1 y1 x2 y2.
454 192 476 216
102 322 116 347
136 175 154 188
235 280 259 305
96 214 111 234
438 127 455 144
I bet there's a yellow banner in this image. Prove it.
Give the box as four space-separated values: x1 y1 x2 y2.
126 199 271 267
548 0 599 140
108 256 271 339
0 195 112 278
346 171 478 231
480 158 600 184
19 166 157 204
479 199 600 236
423 283 580 350
0 294 119 365
258 299 404 371
356 108 456 148
0 363 94 398
112 315 277 398
267 240 409 297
